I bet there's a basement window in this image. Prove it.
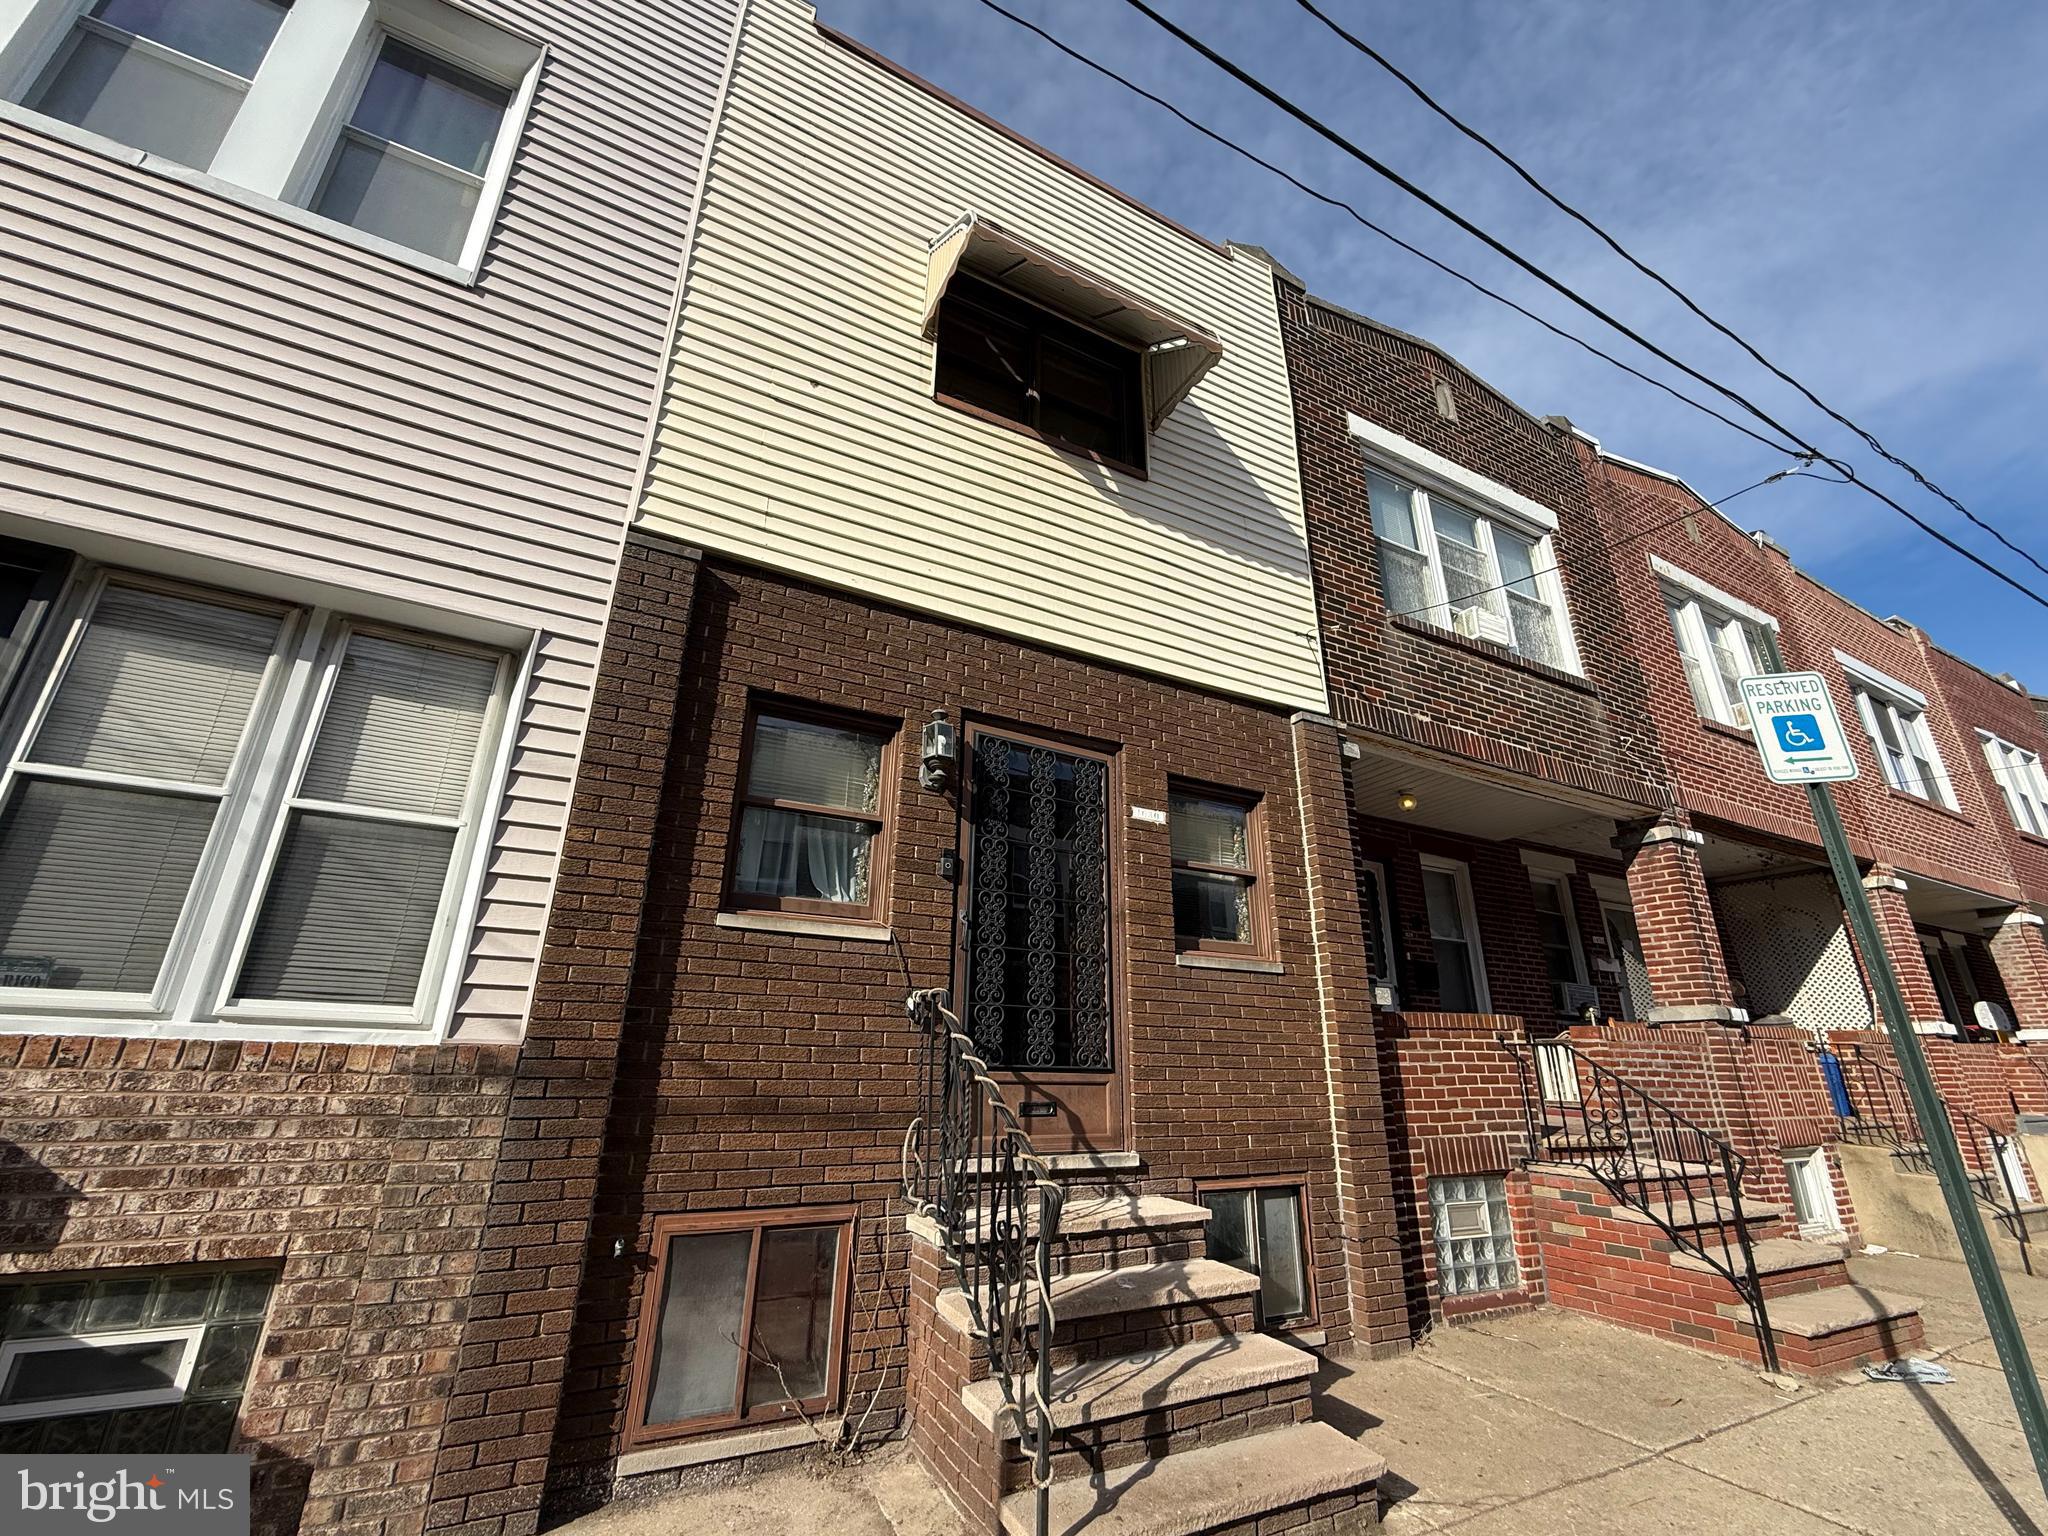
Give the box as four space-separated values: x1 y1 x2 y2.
1429 1175 1519 1297
627 1209 853 1446
0 1264 277 1453
1198 1182 1313 1330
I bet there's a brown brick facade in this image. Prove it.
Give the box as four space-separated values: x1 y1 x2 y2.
465 537 1409 1511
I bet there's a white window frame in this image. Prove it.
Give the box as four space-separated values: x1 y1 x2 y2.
1419 852 1490 1013
1348 416 1583 676
1526 869 1589 989
0 1323 203 1421
1654 560 1777 731
0 0 544 283
0 562 520 1043
1835 653 1955 808
1780 1148 1842 1239
1980 731 2048 839
1360 857 1398 990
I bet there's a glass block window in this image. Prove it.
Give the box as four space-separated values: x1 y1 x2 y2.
1430 1175 1519 1297
0 1265 276 1453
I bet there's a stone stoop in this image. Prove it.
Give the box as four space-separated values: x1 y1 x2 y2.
906 1192 1384 1535
1529 1164 1925 1376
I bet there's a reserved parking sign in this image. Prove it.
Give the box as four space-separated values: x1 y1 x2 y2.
1738 671 1860 784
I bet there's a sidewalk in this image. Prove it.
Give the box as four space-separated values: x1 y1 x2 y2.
561 1250 2048 1535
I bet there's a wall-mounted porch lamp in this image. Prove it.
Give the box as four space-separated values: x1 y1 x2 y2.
921 708 958 792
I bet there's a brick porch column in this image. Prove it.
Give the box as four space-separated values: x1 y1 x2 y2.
428 534 704 1536
1850 867 1953 1036
1291 714 1409 1355
1614 816 1745 1024
1987 909 2048 1039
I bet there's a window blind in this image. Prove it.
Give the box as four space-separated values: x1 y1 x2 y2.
235 633 494 1008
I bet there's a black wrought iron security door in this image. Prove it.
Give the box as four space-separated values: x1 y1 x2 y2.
961 730 1112 1074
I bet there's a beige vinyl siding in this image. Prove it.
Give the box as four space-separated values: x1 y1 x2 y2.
0 0 744 1041
641 0 1325 712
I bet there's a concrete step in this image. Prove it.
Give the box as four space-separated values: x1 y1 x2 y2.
1743 1286 1921 1341
1672 1236 1847 1278
1586 1191 1783 1231
997 1420 1383 1536
938 1258 1260 1337
959 1193 1213 1243
962 1331 1315 1439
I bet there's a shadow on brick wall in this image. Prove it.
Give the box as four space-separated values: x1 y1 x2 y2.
0 1139 82 1254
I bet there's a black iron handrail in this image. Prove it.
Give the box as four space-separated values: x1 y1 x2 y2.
1507 1035 1781 1373
1834 1043 2034 1269
902 988 1063 1536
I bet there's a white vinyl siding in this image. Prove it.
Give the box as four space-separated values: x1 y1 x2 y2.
0 0 745 1040
0 568 512 1036
1664 588 1768 729
638 0 1324 712
1365 464 1575 671
1981 732 2048 838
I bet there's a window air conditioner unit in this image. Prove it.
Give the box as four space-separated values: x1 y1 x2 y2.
1556 982 1601 1017
1453 605 1514 646
1440 1199 1492 1240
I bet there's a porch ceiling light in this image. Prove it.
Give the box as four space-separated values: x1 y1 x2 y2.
1397 790 1419 812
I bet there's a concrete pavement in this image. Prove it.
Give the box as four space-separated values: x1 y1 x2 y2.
558 1249 2048 1535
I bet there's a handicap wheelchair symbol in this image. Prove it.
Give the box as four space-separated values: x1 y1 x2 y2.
1771 713 1825 753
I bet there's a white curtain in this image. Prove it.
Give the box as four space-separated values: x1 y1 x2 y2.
800 818 863 904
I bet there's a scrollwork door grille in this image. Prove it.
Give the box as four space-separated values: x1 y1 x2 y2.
963 730 1112 1072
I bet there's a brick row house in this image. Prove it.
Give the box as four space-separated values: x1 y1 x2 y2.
6 2 2048 1534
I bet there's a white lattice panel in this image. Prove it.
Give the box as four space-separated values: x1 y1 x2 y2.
1716 872 1874 1033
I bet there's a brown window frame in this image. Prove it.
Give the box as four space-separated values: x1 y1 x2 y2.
1193 1176 1317 1330
623 1205 858 1449
1168 780 1272 960
933 274 1148 477
723 697 898 923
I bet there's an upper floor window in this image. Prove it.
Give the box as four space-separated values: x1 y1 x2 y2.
0 0 540 275
1663 587 1769 730
1366 467 1574 671
1980 732 2048 837
727 702 893 923
1169 784 1269 959
934 275 1145 473
0 565 513 1034
23 0 293 170
1844 668 1954 807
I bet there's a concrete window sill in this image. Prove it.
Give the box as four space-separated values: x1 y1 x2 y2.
714 911 896 942
1176 953 1285 975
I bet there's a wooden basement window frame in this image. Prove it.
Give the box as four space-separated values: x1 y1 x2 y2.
723 697 898 925
1194 1177 1317 1330
1168 779 1273 961
623 1206 857 1449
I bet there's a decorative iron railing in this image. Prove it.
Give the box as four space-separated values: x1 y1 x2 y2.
1505 1035 1781 1373
1833 1043 2035 1268
902 988 1063 1536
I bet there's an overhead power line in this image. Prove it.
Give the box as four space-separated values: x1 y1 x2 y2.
1097 0 2048 613
1290 0 2048 583
963 0 1802 461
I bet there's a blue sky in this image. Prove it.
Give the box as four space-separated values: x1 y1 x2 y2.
818 0 2048 684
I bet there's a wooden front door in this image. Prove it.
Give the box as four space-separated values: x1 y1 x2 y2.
956 725 1121 1153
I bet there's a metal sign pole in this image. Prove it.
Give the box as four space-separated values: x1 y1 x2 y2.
1753 627 2048 1496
